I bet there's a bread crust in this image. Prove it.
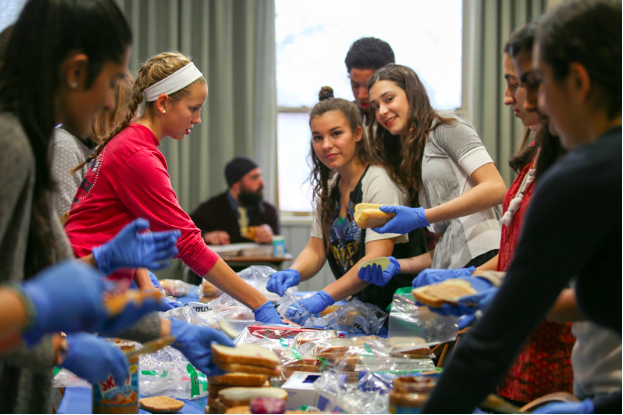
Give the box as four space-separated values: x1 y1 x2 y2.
139 396 184 413
214 362 282 377
353 205 395 229
212 344 279 368
412 279 477 307
208 373 268 386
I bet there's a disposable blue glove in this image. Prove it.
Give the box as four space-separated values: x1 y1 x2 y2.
20 261 109 345
372 206 429 234
60 333 129 387
412 266 476 288
169 319 234 375
533 399 595 414
253 301 284 325
266 269 301 297
148 271 164 290
292 290 336 316
426 277 496 317
357 256 401 286
92 218 181 275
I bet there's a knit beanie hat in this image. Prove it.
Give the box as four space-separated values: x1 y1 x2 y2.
225 157 258 187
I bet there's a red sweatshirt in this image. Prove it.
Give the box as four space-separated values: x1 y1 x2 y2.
64 123 218 287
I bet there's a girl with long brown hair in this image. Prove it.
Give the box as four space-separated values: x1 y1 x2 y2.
359 64 506 285
266 87 428 316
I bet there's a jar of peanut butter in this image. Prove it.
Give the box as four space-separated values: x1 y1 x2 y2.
92 340 139 414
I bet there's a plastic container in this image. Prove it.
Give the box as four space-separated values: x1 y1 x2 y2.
272 235 286 257
92 340 139 414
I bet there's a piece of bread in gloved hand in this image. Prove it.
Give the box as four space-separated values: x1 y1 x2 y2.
354 203 395 229
412 279 477 308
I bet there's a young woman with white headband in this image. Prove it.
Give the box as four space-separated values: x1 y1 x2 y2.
64 52 283 325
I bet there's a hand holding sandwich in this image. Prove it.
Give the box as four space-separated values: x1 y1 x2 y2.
357 256 401 286
419 276 497 317
372 206 430 234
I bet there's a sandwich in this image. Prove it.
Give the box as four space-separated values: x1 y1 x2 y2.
354 203 395 229
139 396 184 413
412 279 477 308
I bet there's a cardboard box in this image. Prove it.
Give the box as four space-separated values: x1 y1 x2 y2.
282 371 325 411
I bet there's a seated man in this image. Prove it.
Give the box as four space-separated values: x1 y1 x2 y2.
191 157 280 245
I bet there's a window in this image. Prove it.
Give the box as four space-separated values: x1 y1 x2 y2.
0 0 26 33
276 0 463 212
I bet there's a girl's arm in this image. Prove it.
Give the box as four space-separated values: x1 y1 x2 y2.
323 238 395 301
475 253 499 272
397 251 433 274
133 268 156 291
547 288 586 322
288 237 327 281
425 162 507 224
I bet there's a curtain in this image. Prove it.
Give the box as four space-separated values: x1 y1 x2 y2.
462 0 546 185
114 0 277 212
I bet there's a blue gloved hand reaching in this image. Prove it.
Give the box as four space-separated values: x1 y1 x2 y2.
60 333 129 386
285 291 336 323
372 206 429 234
413 267 476 288
357 256 401 286
169 319 235 376
266 269 301 297
253 301 284 325
92 218 181 275
426 276 497 317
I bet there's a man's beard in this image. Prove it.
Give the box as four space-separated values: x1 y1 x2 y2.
239 187 263 207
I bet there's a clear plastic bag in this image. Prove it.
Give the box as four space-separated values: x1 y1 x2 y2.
159 279 196 297
305 299 388 334
387 292 459 347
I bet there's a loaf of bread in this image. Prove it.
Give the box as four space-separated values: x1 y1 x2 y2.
208 373 268 386
139 396 184 413
412 279 477 308
212 344 280 368
218 387 288 407
354 203 395 229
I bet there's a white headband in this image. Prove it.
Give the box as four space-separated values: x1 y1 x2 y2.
143 62 204 102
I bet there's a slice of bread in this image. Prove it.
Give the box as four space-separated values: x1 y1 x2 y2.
225 406 252 414
218 387 288 407
320 305 341 317
212 344 279 368
353 203 395 229
412 279 477 308
208 373 268 386
214 362 282 377
139 396 184 413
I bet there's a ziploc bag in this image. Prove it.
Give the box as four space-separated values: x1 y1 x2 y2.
387 291 459 347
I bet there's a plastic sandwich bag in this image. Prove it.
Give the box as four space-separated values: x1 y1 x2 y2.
304 299 388 334
387 291 459 347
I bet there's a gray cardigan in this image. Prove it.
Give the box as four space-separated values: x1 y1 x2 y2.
0 113 162 413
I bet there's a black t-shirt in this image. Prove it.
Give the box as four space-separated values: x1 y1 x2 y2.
423 127 622 413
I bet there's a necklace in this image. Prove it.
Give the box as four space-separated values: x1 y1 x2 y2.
501 168 535 227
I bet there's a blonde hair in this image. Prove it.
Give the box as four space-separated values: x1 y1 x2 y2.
89 68 133 143
73 51 206 173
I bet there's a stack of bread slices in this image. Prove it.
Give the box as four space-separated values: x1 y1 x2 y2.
207 344 284 414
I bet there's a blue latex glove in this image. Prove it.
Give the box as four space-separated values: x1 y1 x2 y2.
289 290 336 317
253 301 284 325
372 206 429 234
92 218 181 275
148 271 164 290
60 333 129 386
266 268 301 297
96 291 162 337
357 256 401 286
20 261 110 345
412 266 476 288
426 277 495 317
533 399 595 414
157 297 182 311
169 319 234 375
